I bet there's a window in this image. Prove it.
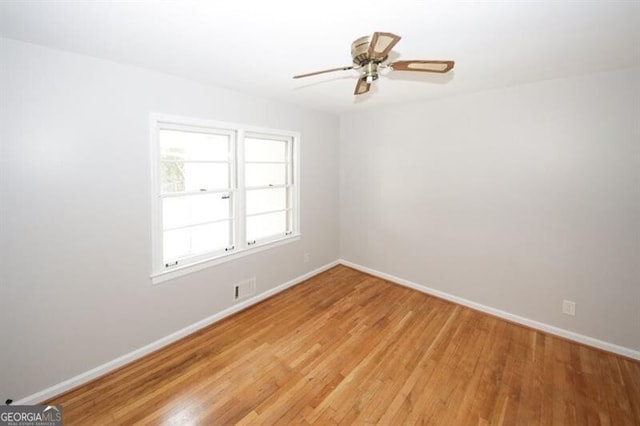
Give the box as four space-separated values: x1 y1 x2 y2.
150 114 300 283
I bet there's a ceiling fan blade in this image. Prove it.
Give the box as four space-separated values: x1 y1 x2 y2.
293 66 354 79
354 77 370 95
367 32 402 60
389 60 455 73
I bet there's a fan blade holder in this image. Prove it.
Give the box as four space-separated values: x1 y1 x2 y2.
389 60 455 73
354 77 371 95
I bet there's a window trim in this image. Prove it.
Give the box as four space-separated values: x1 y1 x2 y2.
149 113 301 285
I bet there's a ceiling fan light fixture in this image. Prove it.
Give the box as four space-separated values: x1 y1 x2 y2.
364 62 379 84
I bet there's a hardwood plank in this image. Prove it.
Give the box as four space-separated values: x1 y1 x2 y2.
47 265 640 425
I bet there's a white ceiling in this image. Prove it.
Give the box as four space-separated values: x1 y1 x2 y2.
1 1 639 114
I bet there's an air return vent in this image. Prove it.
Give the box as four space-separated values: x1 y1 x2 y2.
234 277 256 301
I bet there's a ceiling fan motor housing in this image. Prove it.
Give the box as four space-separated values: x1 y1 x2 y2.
351 36 381 82
351 36 373 65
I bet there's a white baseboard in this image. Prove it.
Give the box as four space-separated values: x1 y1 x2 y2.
339 259 640 361
15 260 340 405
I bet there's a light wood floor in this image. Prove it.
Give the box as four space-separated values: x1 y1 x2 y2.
49 265 640 425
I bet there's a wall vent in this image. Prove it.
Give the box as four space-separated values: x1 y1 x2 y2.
234 277 256 301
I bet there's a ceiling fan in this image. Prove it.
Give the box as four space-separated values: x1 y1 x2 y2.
293 32 455 95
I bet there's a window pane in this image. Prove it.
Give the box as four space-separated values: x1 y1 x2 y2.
245 137 287 162
163 194 230 230
161 162 228 193
163 221 231 262
160 129 229 161
246 211 286 242
245 163 286 187
246 188 286 215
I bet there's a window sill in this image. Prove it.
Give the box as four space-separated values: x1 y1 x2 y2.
150 234 301 285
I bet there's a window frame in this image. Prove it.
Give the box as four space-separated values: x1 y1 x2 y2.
150 113 301 284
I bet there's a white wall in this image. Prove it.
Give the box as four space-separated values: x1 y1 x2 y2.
340 68 640 352
0 38 340 401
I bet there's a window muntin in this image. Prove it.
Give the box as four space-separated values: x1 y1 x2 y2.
162 194 231 230
151 116 299 279
246 187 287 215
163 221 231 263
159 129 231 194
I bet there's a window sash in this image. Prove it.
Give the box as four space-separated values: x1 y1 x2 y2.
243 132 293 245
154 121 237 268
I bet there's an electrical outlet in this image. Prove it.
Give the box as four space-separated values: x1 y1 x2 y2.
304 253 310 263
562 300 576 316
